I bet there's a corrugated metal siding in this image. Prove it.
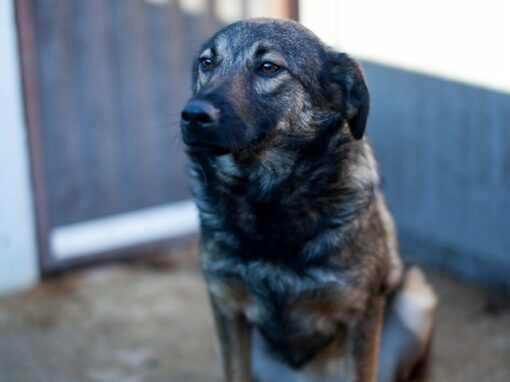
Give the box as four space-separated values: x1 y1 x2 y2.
31 0 221 227
364 61 510 290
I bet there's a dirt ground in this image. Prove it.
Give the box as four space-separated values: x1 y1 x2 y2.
0 246 509 382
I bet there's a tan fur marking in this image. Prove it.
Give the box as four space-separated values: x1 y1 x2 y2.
375 192 402 290
208 278 264 323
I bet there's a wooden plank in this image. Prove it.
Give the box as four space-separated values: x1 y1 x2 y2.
70 0 120 221
144 0 193 205
271 0 299 20
32 0 84 226
107 0 157 212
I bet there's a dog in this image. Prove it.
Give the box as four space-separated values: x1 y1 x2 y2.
180 19 437 382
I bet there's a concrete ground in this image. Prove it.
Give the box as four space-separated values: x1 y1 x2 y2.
0 246 509 382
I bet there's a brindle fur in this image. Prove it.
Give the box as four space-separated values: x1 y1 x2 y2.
180 19 434 382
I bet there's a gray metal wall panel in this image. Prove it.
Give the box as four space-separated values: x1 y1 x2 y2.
363 61 510 289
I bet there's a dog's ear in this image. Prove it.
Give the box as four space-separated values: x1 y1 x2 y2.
321 51 370 140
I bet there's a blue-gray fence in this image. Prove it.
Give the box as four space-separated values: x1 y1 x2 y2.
364 61 510 291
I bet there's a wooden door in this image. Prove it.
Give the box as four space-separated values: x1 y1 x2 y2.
16 0 297 271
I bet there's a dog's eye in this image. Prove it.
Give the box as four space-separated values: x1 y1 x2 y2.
258 62 280 75
200 57 213 70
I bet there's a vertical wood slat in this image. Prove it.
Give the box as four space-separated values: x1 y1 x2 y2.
108 0 156 212
71 0 119 220
145 0 190 205
32 0 84 226
271 0 299 20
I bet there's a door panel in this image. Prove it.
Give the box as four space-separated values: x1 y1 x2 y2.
17 0 297 270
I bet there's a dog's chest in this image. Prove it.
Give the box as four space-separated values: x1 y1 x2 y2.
206 259 365 365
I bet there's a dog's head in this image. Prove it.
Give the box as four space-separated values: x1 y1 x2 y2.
180 19 369 155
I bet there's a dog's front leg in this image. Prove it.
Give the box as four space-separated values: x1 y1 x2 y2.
210 296 252 382
347 294 385 382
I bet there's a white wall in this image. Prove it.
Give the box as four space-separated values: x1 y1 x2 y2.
0 0 39 294
300 0 510 93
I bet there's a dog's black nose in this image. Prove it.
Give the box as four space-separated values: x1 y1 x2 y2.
181 99 219 131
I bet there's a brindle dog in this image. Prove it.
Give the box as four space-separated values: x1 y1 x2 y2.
180 19 437 382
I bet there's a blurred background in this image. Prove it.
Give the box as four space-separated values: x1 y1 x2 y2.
0 0 509 381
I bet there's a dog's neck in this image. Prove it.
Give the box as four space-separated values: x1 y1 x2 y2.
188 128 380 264
207 131 378 200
